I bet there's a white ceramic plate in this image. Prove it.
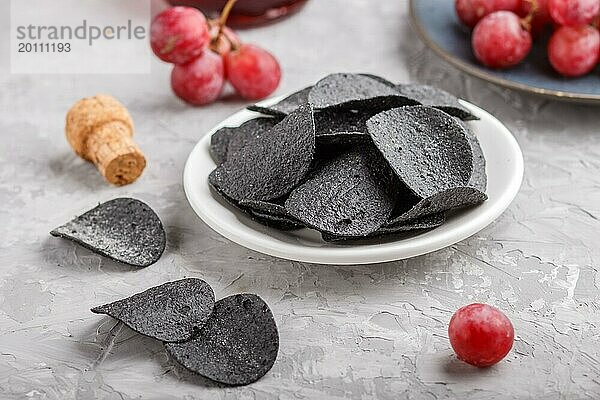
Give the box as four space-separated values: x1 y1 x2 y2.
183 96 523 265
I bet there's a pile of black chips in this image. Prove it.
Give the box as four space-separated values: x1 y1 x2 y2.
92 278 279 386
209 73 487 242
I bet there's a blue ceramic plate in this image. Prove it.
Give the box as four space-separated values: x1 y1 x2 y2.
410 0 600 103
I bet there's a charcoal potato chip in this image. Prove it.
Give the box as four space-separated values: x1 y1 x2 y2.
50 198 165 267
396 84 478 121
247 86 312 117
388 187 487 225
165 294 279 386
285 148 395 237
91 278 215 342
457 119 487 192
249 211 304 231
209 184 301 230
367 106 473 199
308 73 417 110
321 214 445 242
209 104 315 202
210 118 279 164
378 213 446 233
239 199 288 217
209 126 237 165
240 199 303 230
359 73 397 88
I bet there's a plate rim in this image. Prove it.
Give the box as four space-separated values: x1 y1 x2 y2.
408 0 600 103
183 96 524 265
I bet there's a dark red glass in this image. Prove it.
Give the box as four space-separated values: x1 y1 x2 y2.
166 0 308 27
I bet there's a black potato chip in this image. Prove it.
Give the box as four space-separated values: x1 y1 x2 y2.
91 278 215 342
285 147 395 237
209 183 301 230
308 73 417 110
395 84 478 121
240 199 304 230
321 214 445 242
210 118 279 164
388 187 487 225
367 106 473 199
50 198 165 267
209 104 315 202
249 211 304 231
359 73 397 88
247 86 312 117
165 294 279 386
378 213 446 233
209 126 237 165
457 119 487 192
239 199 288 217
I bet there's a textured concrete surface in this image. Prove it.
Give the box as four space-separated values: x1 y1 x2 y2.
1 1 600 399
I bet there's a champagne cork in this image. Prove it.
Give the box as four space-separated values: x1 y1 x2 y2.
65 94 146 186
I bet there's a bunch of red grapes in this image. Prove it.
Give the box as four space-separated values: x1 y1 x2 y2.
456 0 600 77
150 6 281 105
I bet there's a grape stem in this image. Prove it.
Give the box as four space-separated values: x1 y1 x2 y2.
521 0 538 32
218 0 238 38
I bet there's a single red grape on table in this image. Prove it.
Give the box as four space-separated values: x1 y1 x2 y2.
472 11 532 68
448 303 515 367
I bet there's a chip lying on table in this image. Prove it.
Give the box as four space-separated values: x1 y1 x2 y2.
92 279 279 386
208 73 487 242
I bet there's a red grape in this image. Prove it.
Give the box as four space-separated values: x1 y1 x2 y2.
455 0 521 28
225 44 281 100
449 303 514 368
548 0 600 26
472 11 532 68
548 25 600 77
151 7 210 65
171 51 225 105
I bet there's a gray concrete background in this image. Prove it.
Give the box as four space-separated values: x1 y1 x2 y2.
1 1 600 399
